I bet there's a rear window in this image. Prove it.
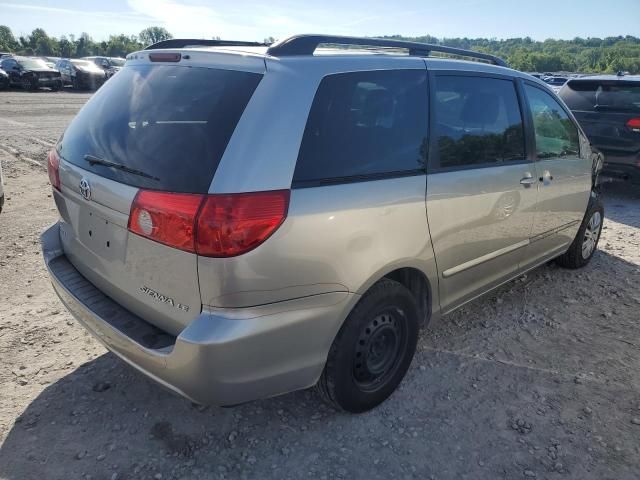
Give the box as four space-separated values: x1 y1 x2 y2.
59 65 262 193
293 69 428 186
561 80 640 112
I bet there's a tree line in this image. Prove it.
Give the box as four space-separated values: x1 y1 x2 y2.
0 26 173 58
382 35 640 73
1 24 638 73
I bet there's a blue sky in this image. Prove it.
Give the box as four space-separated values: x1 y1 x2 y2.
2 0 639 41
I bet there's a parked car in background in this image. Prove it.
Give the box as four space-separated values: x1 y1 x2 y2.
55 59 106 90
42 35 603 413
0 68 9 89
36 56 61 69
543 76 569 92
82 56 125 78
0 52 12 59
560 74 640 184
0 56 62 91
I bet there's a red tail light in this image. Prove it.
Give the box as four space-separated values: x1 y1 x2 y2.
196 190 289 257
128 191 204 253
47 149 61 191
627 118 640 132
127 190 289 257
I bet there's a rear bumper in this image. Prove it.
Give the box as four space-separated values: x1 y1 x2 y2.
41 222 355 405
76 75 104 88
37 77 61 87
602 161 640 183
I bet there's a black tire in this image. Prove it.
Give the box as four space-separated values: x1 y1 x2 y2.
556 195 604 269
315 278 419 413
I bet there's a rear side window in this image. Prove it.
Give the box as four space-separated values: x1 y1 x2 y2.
524 85 579 159
561 80 640 112
59 65 262 193
293 69 428 186
433 76 525 169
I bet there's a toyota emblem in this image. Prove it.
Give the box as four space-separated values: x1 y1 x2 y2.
79 178 91 201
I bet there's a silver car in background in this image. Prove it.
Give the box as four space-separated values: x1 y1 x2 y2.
41 35 603 413
81 56 126 78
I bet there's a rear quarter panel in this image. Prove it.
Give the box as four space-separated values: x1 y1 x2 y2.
198 176 439 311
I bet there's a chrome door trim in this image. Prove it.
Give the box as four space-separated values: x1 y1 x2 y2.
442 239 530 279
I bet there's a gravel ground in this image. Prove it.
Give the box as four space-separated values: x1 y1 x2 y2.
0 91 639 480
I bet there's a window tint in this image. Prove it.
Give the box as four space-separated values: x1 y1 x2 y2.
561 80 640 112
59 65 262 193
293 69 428 185
1 59 16 70
524 85 579 159
433 76 525 169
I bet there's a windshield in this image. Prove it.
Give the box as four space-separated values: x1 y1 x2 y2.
72 60 95 68
18 58 48 69
59 64 262 193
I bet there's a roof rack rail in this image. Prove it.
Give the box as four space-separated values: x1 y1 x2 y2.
266 35 508 67
145 39 269 50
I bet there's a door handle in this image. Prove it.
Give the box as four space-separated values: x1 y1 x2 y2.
520 174 536 187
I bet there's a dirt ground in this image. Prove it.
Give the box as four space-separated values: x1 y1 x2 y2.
0 90 639 480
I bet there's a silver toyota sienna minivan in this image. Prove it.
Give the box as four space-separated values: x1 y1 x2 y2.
41 35 604 413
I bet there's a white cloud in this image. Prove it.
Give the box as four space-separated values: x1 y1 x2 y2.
127 0 226 38
126 0 321 40
0 2 147 22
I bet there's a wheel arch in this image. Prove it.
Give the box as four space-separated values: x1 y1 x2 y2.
353 262 440 329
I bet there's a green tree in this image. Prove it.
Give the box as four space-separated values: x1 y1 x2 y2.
139 26 173 46
58 36 74 58
380 34 640 74
0 25 19 52
74 32 94 57
18 28 59 56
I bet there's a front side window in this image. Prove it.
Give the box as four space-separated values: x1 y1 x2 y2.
524 85 579 159
293 69 428 185
433 75 525 169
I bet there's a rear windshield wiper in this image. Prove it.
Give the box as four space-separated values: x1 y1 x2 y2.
83 154 160 181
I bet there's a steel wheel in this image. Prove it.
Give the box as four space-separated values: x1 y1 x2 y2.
353 309 407 392
581 211 601 259
315 278 419 412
